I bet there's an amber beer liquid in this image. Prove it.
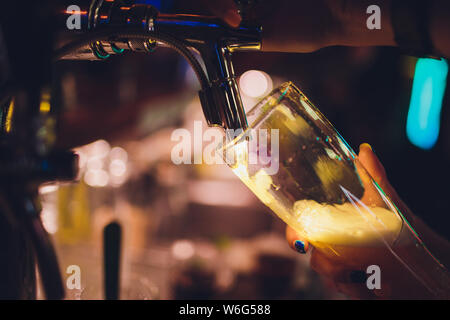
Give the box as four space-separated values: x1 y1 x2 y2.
291 201 450 299
231 154 450 298
224 82 450 299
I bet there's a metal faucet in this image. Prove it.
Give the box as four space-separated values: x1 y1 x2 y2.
0 0 261 299
59 0 262 130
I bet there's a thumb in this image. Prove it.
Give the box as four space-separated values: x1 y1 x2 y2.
357 143 388 189
358 143 418 224
357 143 397 198
357 143 409 212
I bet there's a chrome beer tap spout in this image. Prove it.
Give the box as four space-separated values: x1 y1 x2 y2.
57 0 262 130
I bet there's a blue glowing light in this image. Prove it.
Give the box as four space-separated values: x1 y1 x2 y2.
406 58 448 150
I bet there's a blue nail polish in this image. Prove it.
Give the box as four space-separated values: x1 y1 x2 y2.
294 240 306 254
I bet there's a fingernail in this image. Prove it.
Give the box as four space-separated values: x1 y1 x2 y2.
294 240 307 254
359 143 372 152
225 10 242 28
349 270 367 283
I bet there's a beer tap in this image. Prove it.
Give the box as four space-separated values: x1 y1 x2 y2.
0 0 261 299
56 0 262 131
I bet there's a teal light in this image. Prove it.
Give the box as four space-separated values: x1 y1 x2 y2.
406 58 448 150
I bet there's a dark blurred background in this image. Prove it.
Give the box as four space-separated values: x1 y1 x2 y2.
33 0 450 299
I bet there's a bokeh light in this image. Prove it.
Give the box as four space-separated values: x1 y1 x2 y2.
239 70 273 99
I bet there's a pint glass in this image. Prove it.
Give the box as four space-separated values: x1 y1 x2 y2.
222 82 450 299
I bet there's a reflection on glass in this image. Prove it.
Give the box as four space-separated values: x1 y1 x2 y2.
223 82 450 299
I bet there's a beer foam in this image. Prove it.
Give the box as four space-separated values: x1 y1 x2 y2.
292 200 403 247
228 141 403 248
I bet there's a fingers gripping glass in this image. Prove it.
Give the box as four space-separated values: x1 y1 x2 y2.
222 82 450 299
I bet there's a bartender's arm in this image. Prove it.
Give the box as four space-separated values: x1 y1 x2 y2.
201 0 450 58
